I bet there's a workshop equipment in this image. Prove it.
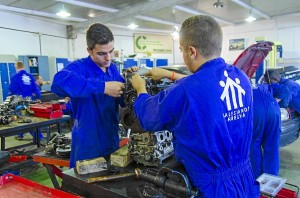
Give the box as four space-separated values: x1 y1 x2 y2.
111 144 132 167
129 131 174 167
0 173 81 198
87 172 135 183
30 103 63 119
85 161 198 198
0 151 10 166
76 157 106 175
45 132 71 158
135 166 199 198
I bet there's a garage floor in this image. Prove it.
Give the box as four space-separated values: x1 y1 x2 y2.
279 138 300 188
1 130 300 191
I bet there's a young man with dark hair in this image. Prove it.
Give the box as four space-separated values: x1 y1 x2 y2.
130 15 260 197
51 23 137 170
264 70 300 113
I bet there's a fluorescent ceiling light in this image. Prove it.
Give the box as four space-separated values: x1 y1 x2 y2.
230 0 270 19
0 4 86 22
56 4 71 17
56 10 71 17
107 23 172 34
245 15 256 22
173 5 234 26
135 15 180 27
55 0 118 13
128 23 138 29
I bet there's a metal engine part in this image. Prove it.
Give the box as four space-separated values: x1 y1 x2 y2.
135 162 199 198
0 95 37 121
121 71 174 132
45 132 71 158
128 131 174 167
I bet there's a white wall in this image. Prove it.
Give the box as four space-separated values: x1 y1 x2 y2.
1 10 300 72
221 16 300 65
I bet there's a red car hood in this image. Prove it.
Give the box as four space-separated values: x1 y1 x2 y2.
233 41 274 78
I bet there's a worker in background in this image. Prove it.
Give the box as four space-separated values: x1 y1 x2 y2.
130 15 260 197
250 84 281 178
264 70 300 113
9 61 43 140
35 75 50 91
51 23 137 171
10 61 41 100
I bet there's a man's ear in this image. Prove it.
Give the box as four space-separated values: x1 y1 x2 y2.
87 47 92 55
188 46 197 60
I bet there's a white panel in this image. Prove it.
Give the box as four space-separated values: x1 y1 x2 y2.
0 28 40 55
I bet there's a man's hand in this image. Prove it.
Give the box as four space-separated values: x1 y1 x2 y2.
126 66 139 73
131 74 147 94
104 81 125 97
145 68 172 81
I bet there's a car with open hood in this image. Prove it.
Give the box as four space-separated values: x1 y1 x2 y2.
233 41 300 147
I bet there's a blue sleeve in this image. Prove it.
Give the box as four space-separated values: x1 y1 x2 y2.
133 84 185 131
63 101 73 115
32 76 41 99
51 65 105 98
271 83 291 108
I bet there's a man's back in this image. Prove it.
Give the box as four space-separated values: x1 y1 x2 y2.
10 70 41 99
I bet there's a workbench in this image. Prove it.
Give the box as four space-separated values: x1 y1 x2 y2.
61 165 151 198
0 115 71 151
33 151 70 189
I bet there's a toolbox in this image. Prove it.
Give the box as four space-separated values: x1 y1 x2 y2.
30 103 63 119
0 173 81 198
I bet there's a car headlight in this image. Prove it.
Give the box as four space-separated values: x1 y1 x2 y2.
280 108 290 121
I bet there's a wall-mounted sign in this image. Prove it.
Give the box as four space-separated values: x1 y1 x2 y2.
134 33 173 54
229 38 245 51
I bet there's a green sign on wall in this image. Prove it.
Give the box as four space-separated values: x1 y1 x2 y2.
134 33 173 54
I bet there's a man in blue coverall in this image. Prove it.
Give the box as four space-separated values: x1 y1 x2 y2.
250 84 281 178
10 61 41 100
264 70 300 113
51 23 137 170
130 15 260 197
10 61 42 140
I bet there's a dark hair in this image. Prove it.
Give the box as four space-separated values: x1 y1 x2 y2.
264 70 281 83
179 15 223 58
86 23 114 50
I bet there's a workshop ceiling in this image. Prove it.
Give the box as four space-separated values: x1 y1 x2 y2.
0 0 300 33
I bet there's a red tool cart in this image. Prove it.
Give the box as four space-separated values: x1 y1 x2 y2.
0 173 81 198
30 103 63 119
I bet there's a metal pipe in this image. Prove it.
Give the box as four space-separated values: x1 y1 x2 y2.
86 172 135 183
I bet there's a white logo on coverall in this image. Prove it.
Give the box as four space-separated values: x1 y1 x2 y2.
22 74 31 85
219 70 245 111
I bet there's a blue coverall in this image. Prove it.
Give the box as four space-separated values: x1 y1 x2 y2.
272 78 300 113
134 58 260 197
250 84 281 179
10 70 42 139
10 70 41 100
51 56 124 168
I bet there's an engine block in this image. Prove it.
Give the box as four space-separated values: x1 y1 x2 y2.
129 130 174 167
